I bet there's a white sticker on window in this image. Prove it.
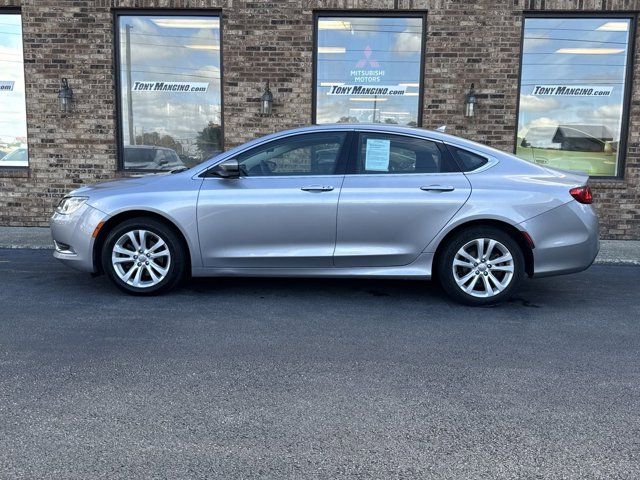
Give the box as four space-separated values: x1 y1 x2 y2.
365 138 391 171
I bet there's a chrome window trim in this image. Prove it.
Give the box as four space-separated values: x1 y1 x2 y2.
357 129 445 145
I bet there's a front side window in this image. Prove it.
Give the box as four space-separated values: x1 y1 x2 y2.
0 12 28 167
315 15 424 126
116 14 222 171
356 134 457 174
516 17 632 177
237 132 347 177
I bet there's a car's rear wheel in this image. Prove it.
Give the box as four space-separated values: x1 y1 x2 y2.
437 226 525 306
101 217 186 295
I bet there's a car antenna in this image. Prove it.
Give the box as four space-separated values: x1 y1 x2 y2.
436 125 446 133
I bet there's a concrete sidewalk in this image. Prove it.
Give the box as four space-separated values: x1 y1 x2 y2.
0 226 638 265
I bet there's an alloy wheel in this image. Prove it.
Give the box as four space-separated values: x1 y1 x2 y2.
452 238 515 298
111 229 171 288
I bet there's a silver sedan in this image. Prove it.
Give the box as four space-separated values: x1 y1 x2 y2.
51 125 599 305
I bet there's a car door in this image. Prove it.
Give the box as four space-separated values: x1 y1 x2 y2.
197 130 351 268
334 131 472 267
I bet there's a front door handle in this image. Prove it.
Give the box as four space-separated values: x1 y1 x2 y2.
301 185 334 192
420 185 455 192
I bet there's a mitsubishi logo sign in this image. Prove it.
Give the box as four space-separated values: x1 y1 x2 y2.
356 46 380 68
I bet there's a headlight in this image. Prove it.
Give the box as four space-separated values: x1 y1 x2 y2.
55 196 88 215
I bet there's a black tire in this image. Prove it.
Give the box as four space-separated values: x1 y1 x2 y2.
437 226 525 306
101 217 186 295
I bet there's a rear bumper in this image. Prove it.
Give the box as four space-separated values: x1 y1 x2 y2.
519 200 599 278
50 204 107 273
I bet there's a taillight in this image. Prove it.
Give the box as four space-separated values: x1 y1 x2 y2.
570 185 593 204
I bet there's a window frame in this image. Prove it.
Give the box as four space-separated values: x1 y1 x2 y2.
113 9 225 172
312 10 428 127
347 130 460 176
515 12 637 180
0 7 28 171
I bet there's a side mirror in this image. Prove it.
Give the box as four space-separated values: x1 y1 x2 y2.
210 158 240 178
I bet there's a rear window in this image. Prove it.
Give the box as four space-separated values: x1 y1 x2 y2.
448 146 489 172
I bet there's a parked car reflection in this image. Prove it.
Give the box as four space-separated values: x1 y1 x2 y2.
123 146 185 171
0 147 28 166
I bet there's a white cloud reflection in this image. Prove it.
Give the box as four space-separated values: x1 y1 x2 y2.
519 94 559 112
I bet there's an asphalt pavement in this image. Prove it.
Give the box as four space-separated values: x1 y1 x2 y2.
0 249 639 479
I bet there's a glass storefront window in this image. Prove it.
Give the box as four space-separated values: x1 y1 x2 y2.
314 15 424 126
0 13 28 167
116 14 222 170
516 17 632 177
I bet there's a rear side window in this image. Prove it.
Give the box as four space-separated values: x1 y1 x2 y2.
448 146 489 172
356 133 458 174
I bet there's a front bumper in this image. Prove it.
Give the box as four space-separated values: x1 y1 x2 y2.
519 200 599 278
50 203 108 273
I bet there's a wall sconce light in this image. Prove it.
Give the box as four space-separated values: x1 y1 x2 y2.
464 83 476 118
58 78 74 113
260 82 273 116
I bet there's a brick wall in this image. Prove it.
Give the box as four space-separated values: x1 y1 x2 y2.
0 0 639 239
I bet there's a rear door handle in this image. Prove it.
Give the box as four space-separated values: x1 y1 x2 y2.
301 185 334 192
420 185 455 192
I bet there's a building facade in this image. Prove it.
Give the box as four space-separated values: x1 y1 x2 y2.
1 0 639 239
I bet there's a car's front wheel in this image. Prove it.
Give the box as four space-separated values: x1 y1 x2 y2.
101 217 186 295
437 226 525 306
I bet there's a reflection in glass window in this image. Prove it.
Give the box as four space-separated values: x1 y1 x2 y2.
516 17 632 177
315 16 423 126
117 15 222 170
0 14 28 167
